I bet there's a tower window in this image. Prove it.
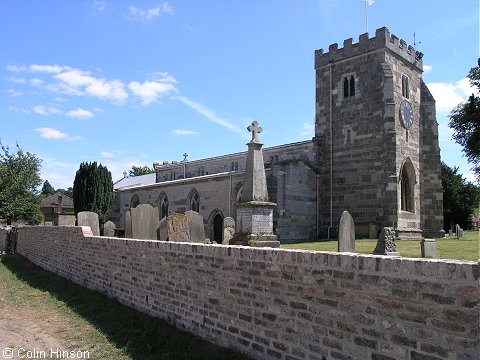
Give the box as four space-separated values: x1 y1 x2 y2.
343 75 356 98
402 75 409 99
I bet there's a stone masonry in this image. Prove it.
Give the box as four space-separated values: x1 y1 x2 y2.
17 226 479 360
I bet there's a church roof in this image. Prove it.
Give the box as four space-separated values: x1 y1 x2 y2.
113 173 156 190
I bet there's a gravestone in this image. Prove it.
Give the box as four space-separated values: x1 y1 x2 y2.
44 221 53 226
421 238 437 258
185 210 205 243
103 221 116 237
222 217 235 244
456 224 464 239
166 213 190 242
125 210 132 238
131 204 159 240
368 224 377 239
448 229 453 237
58 215 76 226
338 210 355 252
77 211 100 236
159 217 168 241
373 227 400 256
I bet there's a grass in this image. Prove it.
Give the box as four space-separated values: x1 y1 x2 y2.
281 230 479 262
0 254 249 360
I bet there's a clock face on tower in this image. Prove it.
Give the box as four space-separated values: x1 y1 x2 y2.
400 100 414 129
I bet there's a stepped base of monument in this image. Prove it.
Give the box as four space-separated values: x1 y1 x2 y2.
231 233 280 248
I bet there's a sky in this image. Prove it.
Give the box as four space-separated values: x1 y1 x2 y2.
0 0 478 190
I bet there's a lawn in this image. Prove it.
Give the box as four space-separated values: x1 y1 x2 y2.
0 254 249 360
281 230 479 262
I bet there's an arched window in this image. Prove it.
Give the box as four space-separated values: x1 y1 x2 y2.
343 75 356 98
402 75 409 99
158 192 169 219
188 189 200 212
130 194 140 209
400 158 415 212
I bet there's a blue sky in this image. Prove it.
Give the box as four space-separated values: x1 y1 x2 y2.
0 0 478 189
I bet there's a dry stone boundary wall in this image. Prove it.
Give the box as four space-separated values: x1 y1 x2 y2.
16 226 479 360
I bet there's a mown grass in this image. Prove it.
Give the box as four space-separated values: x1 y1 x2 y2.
0 254 249 360
281 230 479 262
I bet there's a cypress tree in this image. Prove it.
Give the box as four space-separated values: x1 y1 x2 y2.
73 162 113 230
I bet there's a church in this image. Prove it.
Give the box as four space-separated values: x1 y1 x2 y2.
109 27 444 243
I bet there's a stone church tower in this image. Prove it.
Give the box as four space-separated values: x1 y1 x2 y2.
314 27 443 239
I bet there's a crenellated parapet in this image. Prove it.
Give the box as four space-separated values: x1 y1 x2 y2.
314 26 423 70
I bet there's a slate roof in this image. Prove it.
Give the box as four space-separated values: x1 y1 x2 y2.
113 173 157 190
40 192 74 208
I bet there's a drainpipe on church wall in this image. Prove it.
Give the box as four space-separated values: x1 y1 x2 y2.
327 62 334 239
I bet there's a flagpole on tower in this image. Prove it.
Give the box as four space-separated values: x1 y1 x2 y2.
366 0 374 34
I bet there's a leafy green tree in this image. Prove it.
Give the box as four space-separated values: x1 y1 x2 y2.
442 162 480 230
0 142 44 224
57 187 73 198
41 180 55 196
129 165 155 177
449 58 480 181
73 162 113 229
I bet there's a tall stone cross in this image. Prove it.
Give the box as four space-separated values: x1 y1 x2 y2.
183 153 188 162
248 121 263 143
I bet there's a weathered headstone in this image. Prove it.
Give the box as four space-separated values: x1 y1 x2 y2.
131 204 159 240
373 227 400 256
421 238 437 258
58 215 76 226
77 211 100 236
368 224 377 239
456 224 464 239
448 229 453 237
103 221 116 237
222 217 235 244
338 210 355 252
166 213 190 242
185 210 205 243
125 210 132 238
44 221 53 226
159 217 168 241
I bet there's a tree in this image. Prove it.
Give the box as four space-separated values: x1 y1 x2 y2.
57 187 73 198
41 180 55 196
449 58 480 181
0 142 44 224
129 165 155 177
442 162 480 230
73 162 113 229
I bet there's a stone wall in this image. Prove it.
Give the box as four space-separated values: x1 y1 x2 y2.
17 226 479 360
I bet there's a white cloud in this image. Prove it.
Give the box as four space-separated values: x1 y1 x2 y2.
8 106 29 113
29 64 65 73
423 65 432 74
172 129 199 136
128 2 173 21
8 77 26 84
91 0 107 12
55 69 128 103
6 65 26 72
30 78 44 87
128 73 177 106
101 151 115 158
301 123 314 137
427 78 476 114
32 105 63 115
35 127 76 141
6 89 22 97
177 96 246 137
66 108 94 119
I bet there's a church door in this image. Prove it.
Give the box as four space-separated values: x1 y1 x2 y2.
213 214 223 244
